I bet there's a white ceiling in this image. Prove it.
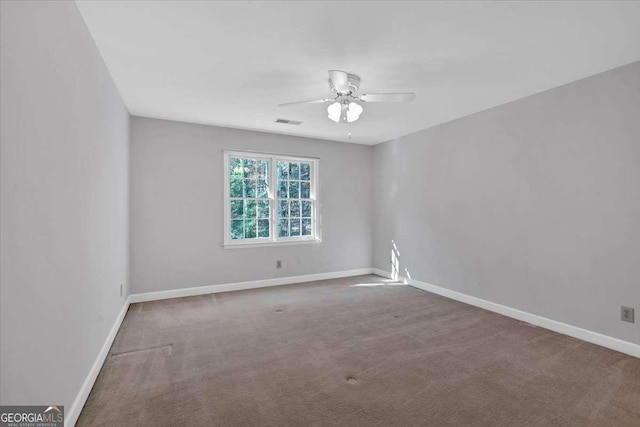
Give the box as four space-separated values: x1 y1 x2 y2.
75 1 640 145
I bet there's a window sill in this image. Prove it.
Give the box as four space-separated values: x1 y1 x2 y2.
223 238 322 249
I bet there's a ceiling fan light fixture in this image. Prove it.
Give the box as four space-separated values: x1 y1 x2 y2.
327 102 342 123
281 70 415 128
346 102 363 122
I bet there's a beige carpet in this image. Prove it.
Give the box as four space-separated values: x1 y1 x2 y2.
78 275 640 426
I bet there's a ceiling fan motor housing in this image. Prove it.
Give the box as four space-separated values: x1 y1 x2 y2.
328 73 361 95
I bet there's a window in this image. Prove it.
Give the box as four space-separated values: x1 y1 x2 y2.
224 150 319 247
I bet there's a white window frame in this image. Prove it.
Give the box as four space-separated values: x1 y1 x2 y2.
223 150 321 248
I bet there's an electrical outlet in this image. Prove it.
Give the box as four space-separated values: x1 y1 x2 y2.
120 284 123 297
621 306 634 323
276 260 282 269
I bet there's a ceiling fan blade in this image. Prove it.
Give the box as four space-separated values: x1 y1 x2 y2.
328 70 350 94
359 93 416 102
278 98 333 107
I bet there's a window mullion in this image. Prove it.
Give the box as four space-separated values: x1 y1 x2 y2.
270 155 277 242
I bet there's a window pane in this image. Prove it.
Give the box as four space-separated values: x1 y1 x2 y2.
301 201 312 218
257 179 269 198
278 180 288 198
290 218 301 236
278 161 288 180
278 200 288 218
301 182 310 199
230 200 243 218
289 181 300 198
231 220 244 239
278 219 289 237
230 178 243 198
243 159 255 178
289 162 300 179
302 218 312 236
243 179 256 198
244 200 256 218
257 160 268 178
258 219 270 238
300 163 310 181
257 200 270 219
290 200 300 217
230 158 244 179
245 219 257 238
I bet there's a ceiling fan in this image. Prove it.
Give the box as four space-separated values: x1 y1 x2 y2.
278 70 416 124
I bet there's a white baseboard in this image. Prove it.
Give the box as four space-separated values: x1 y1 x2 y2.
66 296 131 427
372 268 394 279
373 269 640 358
129 268 374 303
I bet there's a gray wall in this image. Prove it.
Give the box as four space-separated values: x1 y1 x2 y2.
130 117 372 293
0 0 130 409
373 61 640 344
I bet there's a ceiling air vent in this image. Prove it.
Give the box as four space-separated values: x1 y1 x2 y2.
275 118 303 126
